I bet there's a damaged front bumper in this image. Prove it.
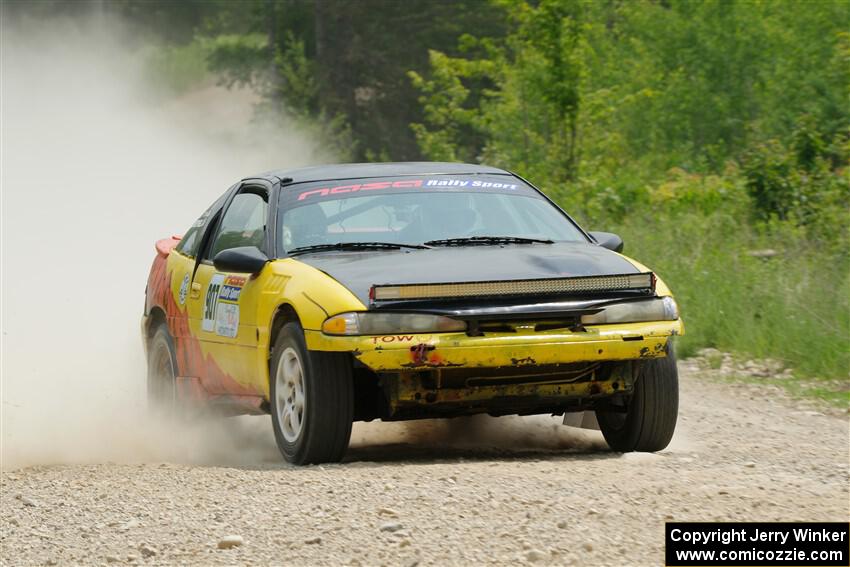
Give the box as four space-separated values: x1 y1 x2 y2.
304 319 683 371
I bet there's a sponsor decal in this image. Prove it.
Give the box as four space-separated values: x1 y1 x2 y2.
214 275 244 338
214 302 239 338
370 335 416 344
219 275 247 303
202 274 245 338
178 273 190 305
218 284 241 302
294 177 525 202
424 178 519 190
297 179 423 201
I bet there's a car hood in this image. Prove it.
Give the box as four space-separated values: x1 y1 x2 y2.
296 242 640 306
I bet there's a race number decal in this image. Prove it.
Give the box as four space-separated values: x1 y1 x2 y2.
202 274 225 332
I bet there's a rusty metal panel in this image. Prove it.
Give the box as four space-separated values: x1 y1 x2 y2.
382 365 635 415
305 320 681 371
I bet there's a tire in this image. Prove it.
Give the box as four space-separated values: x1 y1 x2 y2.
596 343 679 452
269 321 354 465
147 323 178 417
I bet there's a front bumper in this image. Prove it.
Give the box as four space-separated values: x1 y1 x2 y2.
305 319 683 371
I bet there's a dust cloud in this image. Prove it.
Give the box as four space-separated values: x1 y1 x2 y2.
1 13 596 471
0 14 320 469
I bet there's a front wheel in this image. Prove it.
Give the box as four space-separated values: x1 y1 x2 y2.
269 322 354 465
596 344 679 452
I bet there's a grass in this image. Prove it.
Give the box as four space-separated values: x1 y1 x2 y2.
611 209 850 382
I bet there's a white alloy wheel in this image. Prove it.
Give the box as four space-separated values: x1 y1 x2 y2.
276 347 306 442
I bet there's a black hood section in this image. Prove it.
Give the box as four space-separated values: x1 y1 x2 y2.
298 242 642 308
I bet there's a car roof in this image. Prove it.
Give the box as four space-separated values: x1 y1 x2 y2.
250 162 511 185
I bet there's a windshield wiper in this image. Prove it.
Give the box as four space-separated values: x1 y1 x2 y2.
287 242 431 256
424 236 554 247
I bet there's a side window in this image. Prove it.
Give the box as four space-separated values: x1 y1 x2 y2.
176 196 224 259
175 222 203 258
208 192 268 259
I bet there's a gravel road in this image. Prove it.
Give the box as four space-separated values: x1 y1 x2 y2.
2 361 848 566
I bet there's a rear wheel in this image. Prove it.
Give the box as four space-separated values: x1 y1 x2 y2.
596 344 679 452
147 324 177 417
269 322 354 465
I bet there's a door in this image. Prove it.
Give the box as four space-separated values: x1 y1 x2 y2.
187 186 269 399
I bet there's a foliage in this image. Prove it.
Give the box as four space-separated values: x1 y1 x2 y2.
187 0 509 162
410 0 849 180
205 33 270 90
404 0 850 379
46 0 850 381
741 121 849 253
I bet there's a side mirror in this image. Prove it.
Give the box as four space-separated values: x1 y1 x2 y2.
588 231 624 253
213 246 269 275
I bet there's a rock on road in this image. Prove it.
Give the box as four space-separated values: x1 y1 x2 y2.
2 362 848 566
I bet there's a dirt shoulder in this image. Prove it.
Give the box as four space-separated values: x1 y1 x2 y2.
1 363 848 566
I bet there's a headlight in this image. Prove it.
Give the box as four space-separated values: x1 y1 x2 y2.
581 297 679 325
322 312 467 336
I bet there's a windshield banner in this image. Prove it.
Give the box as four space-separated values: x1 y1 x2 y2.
283 175 536 207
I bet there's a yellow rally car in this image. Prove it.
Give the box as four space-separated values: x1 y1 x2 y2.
143 162 683 464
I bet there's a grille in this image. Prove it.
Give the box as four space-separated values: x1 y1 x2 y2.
371 273 654 302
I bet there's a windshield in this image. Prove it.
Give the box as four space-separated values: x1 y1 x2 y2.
278 174 587 253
